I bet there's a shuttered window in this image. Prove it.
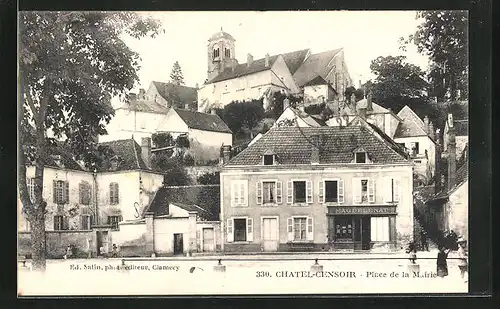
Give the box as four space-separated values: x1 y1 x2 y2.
79 181 91 205
54 215 64 231
371 217 389 241
109 183 119 205
384 177 401 202
231 180 248 206
27 177 35 203
53 180 69 204
107 215 122 230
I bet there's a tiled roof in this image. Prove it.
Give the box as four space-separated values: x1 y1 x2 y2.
209 30 235 41
394 106 435 140
118 99 170 114
281 49 310 75
174 108 232 133
97 139 149 172
431 163 468 200
293 48 343 87
208 55 280 83
453 119 468 136
288 107 324 127
227 126 410 166
145 186 220 221
152 81 198 106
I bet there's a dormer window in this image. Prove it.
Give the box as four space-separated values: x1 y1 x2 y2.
355 152 367 163
263 154 274 165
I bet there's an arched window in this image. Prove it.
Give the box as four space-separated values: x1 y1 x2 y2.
109 182 119 205
225 48 230 58
213 48 220 59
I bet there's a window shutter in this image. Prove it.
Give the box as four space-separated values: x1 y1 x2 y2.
247 218 253 242
90 214 95 227
368 179 375 203
53 217 58 230
241 182 247 206
115 183 119 204
287 218 293 241
64 181 70 204
109 183 114 204
394 178 401 202
383 177 392 202
338 180 345 203
276 181 282 204
318 180 324 204
306 180 313 204
307 217 314 241
353 178 361 204
79 183 84 204
63 216 69 230
287 181 293 204
256 182 262 205
53 180 57 203
226 219 233 242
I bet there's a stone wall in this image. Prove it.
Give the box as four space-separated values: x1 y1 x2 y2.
18 230 95 259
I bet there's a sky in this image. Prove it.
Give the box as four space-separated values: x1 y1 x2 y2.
123 11 430 92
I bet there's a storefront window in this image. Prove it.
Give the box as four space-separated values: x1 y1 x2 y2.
335 217 353 240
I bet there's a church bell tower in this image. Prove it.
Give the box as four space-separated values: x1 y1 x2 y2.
207 28 237 81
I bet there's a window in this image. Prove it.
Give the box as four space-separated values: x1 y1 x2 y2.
213 48 220 59
325 180 339 202
53 180 69 204
27 177 35 202
335 217 353 240
384 177 401 203
79 181 91 205
81 215 91 230
355 152 367 163
371 217 389 241
287 217 313 241
108 216 121 230
263 154 274 165
397 143 406 150
353 178 375 203
256 181 282 205
410 142 420 155
225 48 230 58
227 217 253 242
293 181 306 203
109 182 119 205
287 180 312 204
231 180 248 206
54 215 64 231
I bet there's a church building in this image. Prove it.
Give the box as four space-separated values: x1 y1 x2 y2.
197 29 353 113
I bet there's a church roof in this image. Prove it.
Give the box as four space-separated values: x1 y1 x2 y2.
209 30 235 41
152 81 198 106
173 108 233 134
293 48 343 87
208 49 310 84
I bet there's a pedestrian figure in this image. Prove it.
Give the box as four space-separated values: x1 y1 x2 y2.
63 245 73 259
99 246 107 258
420 230 429 251
111 244 119 258
436 246 450 278
457 237 468 282
406 241 417 264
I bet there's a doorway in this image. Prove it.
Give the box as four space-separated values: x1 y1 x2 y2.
262 217 278 251
96 231 109 256
202 228 215 252
361 216 371 250
173 233 184 255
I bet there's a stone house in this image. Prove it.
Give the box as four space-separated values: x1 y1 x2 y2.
219 114 414 252
393 105 437 185
197 29 352 112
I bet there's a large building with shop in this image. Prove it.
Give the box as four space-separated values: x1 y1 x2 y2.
219 121 414 252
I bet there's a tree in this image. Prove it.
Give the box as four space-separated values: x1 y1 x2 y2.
152 132 174 148
218 100 265 138
18 12 162 271
151 155 191 186
404 11 468 102
169 61 185 85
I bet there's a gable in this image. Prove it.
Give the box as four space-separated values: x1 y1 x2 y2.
293 48 343 87
174 109 232 133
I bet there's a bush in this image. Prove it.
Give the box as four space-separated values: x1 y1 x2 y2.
197 172 220 185
152 132 174 148
182 153 195 166
175 135 190 148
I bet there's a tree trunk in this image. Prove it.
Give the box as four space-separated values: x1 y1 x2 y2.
30 209 47 271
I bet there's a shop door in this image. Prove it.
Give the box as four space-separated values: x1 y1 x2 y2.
262 218 278 251
202 228 215 252
173 233 184 255
361 216 371 250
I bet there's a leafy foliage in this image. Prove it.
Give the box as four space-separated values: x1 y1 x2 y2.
175 135 190 148
404 11 468 102
217 100 265 137
304 103 325 115
18 11 162 270
197 172 220 185
169 61 185 85
151 155 191 186
265 91 302 119
152 132 174 148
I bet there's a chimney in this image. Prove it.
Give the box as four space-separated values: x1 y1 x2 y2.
138 88 146 100
310 135 320 164
423 116 430 134
141 137 152 169
358 80 362 89
366 89 373 111
428 121 435 139
195 83 199 89
298 105 305 113
220 144 232 165
265 53 270 67
184 103 190 110
211 108 217 115
247 53 253 67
